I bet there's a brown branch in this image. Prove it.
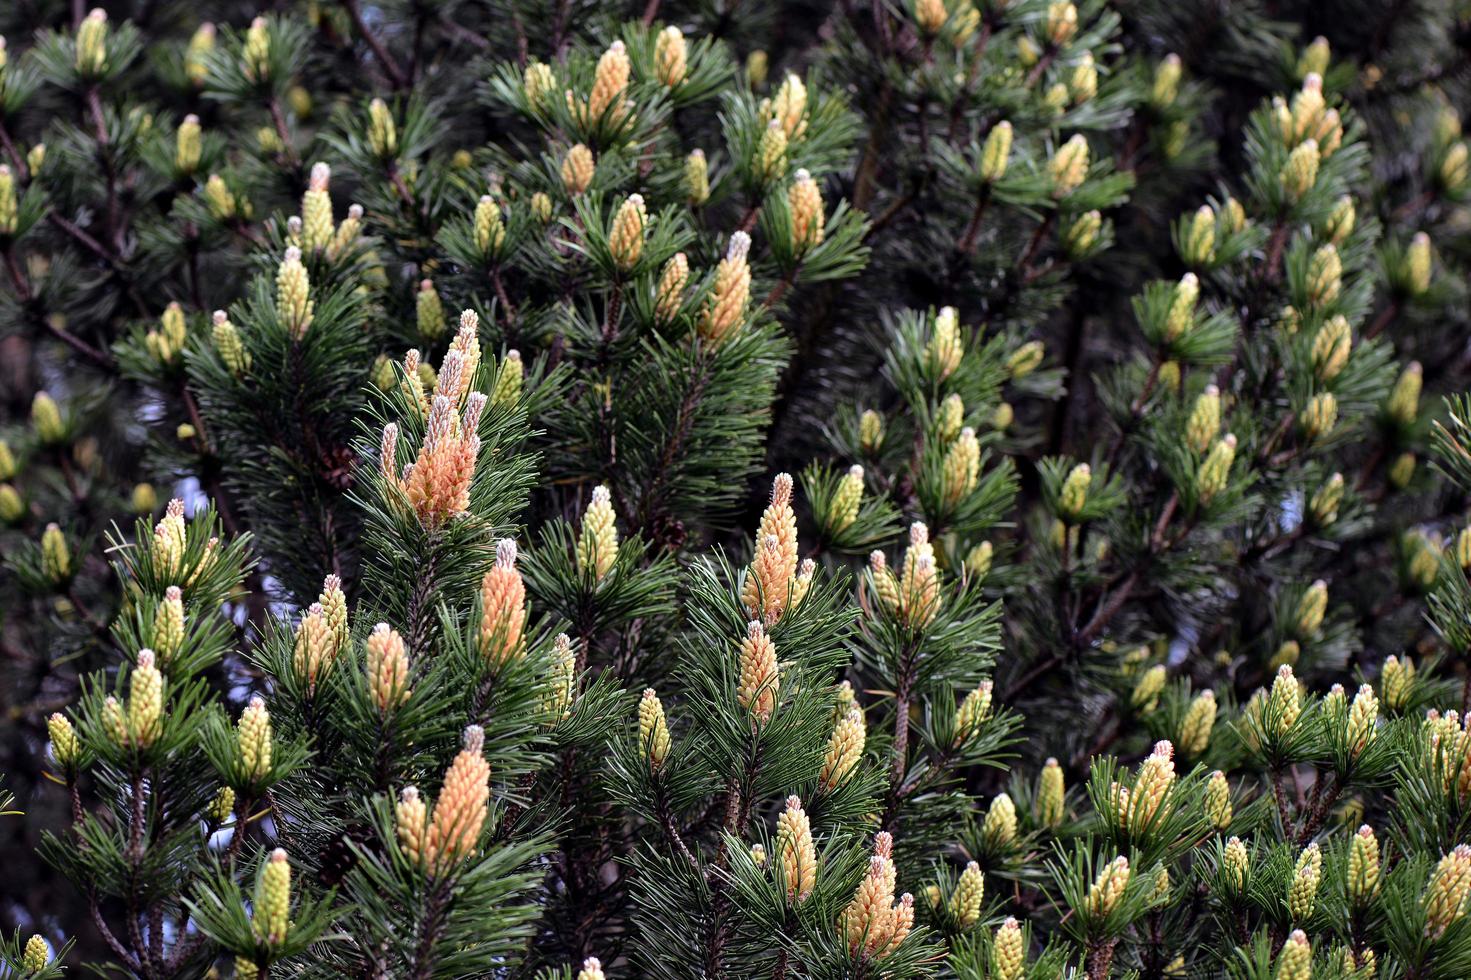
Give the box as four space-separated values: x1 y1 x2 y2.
342 0 410 88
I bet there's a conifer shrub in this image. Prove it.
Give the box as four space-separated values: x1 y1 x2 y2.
2 1 1471 977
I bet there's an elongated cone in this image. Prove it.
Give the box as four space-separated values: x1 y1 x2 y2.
48 713 79 768
238 695 272 781
1288 842 1322 920
1186 385 1221 454
736 621 780 724
984 792 1017 849
1205 770 1232 829
395 786 427 867
1276 930 1311 980
776 795 817 903
588 41 630 122
562 144 595 195
254 849 291 945
128 650 164 748
367 623 411 711
1348 825 1381 907
1179 690 1216 755
831 465 864 532
743 474 799 622
576 486 619 580
1128 741 1176 833
424 726 491 875
992 918 1025 980
788 169 825 254
23 934 48 972
609 194 647 272
1424 844 1471 939
1223 836 1249 892
638 689 671 769
654 26 687 87
1037 757 1065 827
655 253 690 324
954 681 993 745
577 959 606 980
1084 856 1131 918
820 702 866 791
302 162 333 252
949 861 985 927
480 539 528 665
699 232 753 346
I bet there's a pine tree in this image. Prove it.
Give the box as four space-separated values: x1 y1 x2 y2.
4 1 1471 979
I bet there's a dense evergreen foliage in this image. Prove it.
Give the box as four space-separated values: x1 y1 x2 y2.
3 0 1471 977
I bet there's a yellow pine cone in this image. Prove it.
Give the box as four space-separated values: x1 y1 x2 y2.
770 73 808 139
736 621 780 725
1181 205 1216 266
1387 361 1423 425
684 149 709 206
544 633 577 721
699 232 752 346
209 785 236 823
1325 195 1355 244
1288 842 1322 920
483 349 521 409
1301 392 1337 441
1270 664 1303 733
943 428 980 506
1424 844 1471 939
292 603 337 694
1307 243 1341 306
395 786 428 867
32 392 65 444
479 538 528 665
1196 433 1237 504
839 833 910 959
400 385 487 529
523 61 555 110
1348 825 1381 907
127 649 164 748
981 121 1012 183
758 119 789 181
1185 385 1221 455
787 169 826 255
23 933 48 972
1084 855 1131 918
1046 1 1078 44
928 306 963 380
949 861 985 927
654 26 687 87
75 8 109 76
588 41 630 123
992 917 1025 980
576 958 607 980
151 585 185 665
212 311 252 376
776 795 817 903
1294 579 1327 638
1223 835 1249 892
1128 740 1176 833
859 409 884 454
366 623 411 712
1131 664 1166 713
101 696 127 747
424 726 491 875
416 280 446 343
254 848 291 945
965 540 993 580
238 694 272 782
609 194 647 273
576 486 620 581
176 114 202 175
954 680 994 746
0 484 22 524
1276 930 1311 980
368 98 397 158
937 394 964 443
913 0 947 36
743 473 799 621
868 550 900 614
185 23 215 87
0 440 15 481
1311 315 1352 381
473 195 506 259
831 465 865 533
655 252 690 324
562 144 595 196
203 174 240 221
983 792 1017 850
40 523 70 584
301 162 334 253
1405 232 1433 296
531 192 553 223
1280 139 1320 201
48 712 79 768
1164 273 1199 343
819 701 866 791
1037 757 1066 827
638 688 671 769
1048 135 1090 199
275 247 313 339
1205 770 1232 829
